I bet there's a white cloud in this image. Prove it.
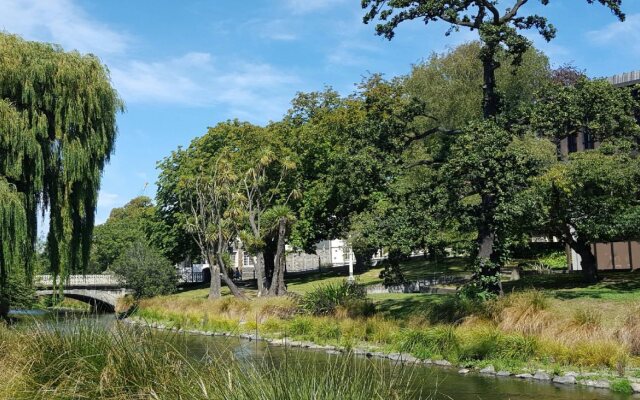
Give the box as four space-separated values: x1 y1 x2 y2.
284 0 347 14
111 53 300 121
327 40 382 66
0 0 129 56
587 13 640 51
250 19 299 41
97 191 120 210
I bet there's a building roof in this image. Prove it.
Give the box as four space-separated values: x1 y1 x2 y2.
607 70 640 87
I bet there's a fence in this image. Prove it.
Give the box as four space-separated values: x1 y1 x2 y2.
366 275 467 294
35 274 121 288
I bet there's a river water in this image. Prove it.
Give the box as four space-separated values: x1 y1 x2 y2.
10 310 637 400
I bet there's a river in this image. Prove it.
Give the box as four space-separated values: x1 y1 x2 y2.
10 310 637 400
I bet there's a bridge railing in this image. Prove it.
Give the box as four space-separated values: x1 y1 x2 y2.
35 274 122 288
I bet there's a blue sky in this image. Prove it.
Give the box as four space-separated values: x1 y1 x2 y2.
1 0 640 225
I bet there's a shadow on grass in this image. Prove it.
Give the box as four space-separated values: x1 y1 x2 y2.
374 294 452 320
503 271 640 301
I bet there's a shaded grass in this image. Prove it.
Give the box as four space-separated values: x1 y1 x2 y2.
503 271 640 302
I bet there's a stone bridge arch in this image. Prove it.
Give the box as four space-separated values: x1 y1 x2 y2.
35 275 133 313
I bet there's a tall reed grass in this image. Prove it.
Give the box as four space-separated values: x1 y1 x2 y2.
0 322 424 400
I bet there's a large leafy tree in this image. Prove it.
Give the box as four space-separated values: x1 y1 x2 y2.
519 144 640 282
0 34 122 319
513 77 640 282
90 196 156 273
362 0 626 292
156 121 298 298
157 125 245 299
287 76 426 268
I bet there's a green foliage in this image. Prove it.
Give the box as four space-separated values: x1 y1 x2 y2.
0 268 35 309
610 378 633 395
378 257 406 287
521 146 640 248
535 251 567 270
111 241 177 299
300 281 369 316
0 33 122 298
362 1 623 67
406 42 551 127
90 196 156 273
530 77 640 143
396 326 460 360
461 329 539 362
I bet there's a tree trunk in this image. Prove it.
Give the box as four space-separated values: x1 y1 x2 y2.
562 225 599 284
572 239 599 284
476 193 502 295
354 248 374 273
253 251 268 296
0 295 9 323
216 252 247 299
268 217 288 296
248 213 268 296
480 44 500 119
206 253 221 300
264 244 276 288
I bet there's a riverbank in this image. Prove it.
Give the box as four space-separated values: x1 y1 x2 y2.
132 277 640 396
0 321 421 399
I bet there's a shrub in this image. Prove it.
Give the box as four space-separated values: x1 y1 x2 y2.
536 251 568 270
497 290 551 335
301 281 368 316
111 241 178 299
314 320 342 342
611 378 633 394
459 326 538 362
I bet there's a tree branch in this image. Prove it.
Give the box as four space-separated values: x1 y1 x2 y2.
406 127 462 143
501 0 529 23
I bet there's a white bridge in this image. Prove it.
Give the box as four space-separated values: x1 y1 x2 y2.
35 275 132 312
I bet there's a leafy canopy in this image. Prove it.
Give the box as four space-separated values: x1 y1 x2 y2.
0 33 122 291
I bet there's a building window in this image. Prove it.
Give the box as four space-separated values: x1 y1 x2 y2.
243 254 253 267
583 131 595 150
343 246 350 262
567 133 578 153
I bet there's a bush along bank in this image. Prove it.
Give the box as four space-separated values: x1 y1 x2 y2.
129 283 640 395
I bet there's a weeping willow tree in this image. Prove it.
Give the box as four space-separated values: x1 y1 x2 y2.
0 33 122 319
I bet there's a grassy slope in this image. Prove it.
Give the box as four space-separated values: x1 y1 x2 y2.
173 260 640 323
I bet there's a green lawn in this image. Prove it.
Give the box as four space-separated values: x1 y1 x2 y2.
173 257 470 298
503 270 640 302
369 292 451 319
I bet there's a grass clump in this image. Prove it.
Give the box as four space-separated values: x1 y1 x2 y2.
300 281 371 316
610 378 633 394
1 322 423 400
571 308 602 329
396 326 460 361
